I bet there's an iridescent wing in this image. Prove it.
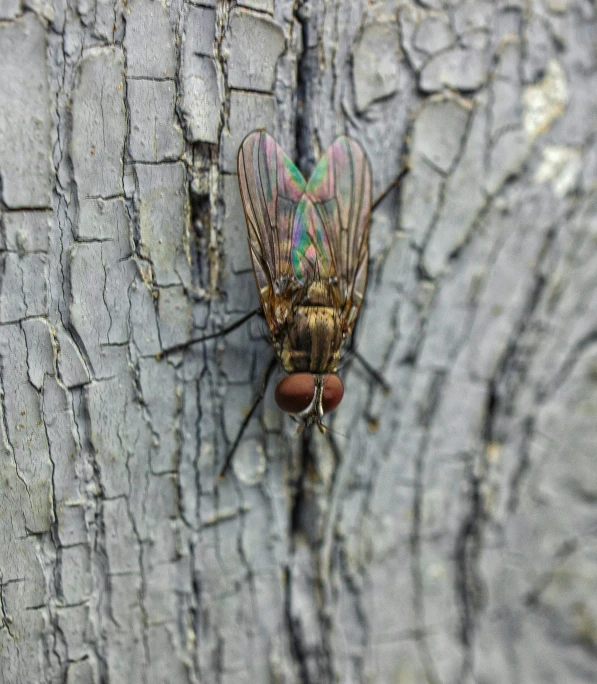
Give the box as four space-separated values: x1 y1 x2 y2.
237 131 307 331
292 137 372 331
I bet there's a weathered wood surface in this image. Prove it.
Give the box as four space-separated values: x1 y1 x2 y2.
1 1 597 682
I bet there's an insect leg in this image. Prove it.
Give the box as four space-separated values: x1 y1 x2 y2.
162 306 262 356
219 356 278 478
342 324 391 393
352 349 391 393
371 164 410 213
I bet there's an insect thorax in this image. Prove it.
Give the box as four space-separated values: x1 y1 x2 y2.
278 281 344 374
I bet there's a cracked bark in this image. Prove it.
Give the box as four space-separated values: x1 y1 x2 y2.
1 1 597 683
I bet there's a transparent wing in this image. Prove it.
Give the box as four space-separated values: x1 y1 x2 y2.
292 136 372 329
237 130 307 330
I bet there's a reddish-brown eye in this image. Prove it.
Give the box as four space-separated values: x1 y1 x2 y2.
275 373 315 413
321 375 344 413
274 374 344 415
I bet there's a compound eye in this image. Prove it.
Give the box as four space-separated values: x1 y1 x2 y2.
275 373 314 413
321 375 344 414
274 374 344 415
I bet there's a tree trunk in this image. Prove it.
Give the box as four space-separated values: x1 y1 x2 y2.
1 0 597 682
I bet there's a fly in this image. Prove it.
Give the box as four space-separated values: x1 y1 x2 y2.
163 130 395 476
237 130 372 432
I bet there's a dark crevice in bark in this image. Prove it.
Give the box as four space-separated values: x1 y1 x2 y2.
506 328 597 514
286 428 336 683
481 222 556 510
410 370 447 684
0 580 16 639
452 221 558 675
189 540 203 682
453 220 560 675
41 387 70 679
0 176 7 252
189 153 213 296
0 369 30 498
294 0 317 177
284 564 335 684
289 427 309 537
482 381 498 445
122 463 150 682
507 415 535 513
538 329 597 403
75 382 110 684
410 446 442 684
68 386 106 681
337 535 368 682
454 465 486 681
486 263 551 436
283 565 312 684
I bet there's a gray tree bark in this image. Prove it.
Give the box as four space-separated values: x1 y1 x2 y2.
1 0 597 682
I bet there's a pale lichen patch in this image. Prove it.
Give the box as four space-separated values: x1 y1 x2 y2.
523 60 568 141
534 145 582 198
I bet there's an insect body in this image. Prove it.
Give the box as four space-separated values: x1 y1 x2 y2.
237 130 372 429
